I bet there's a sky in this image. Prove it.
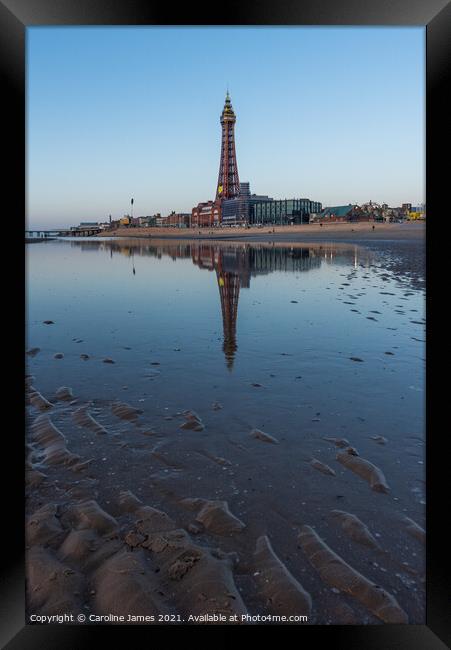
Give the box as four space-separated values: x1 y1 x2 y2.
27 27 425 229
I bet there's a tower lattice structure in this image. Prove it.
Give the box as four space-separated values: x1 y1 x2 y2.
216 92 240 201
216 257 240 370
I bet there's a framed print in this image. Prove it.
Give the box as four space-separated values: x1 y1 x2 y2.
1 0 449 647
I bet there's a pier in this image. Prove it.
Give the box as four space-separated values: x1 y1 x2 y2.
25 226 102 240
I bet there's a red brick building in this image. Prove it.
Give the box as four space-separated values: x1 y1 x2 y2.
191 201 222 228
162 212 191 227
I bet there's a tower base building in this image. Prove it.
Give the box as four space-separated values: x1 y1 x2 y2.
191 201 222 228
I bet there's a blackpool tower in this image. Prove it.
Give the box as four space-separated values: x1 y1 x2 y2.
216 92 240 201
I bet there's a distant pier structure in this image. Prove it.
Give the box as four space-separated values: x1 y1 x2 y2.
26 224 102 239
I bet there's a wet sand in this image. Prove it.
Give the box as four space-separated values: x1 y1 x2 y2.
26 383 425 625
26 236 425 625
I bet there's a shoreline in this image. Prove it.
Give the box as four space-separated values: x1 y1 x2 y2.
95 221 425 244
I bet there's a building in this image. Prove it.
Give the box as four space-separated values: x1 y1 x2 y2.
408 205 426 219
216 92 240 201
319 205 355 221
136 216 155 227
222 182 273 225
252 198 322 225
191 201 221 228
163 212 191 228
77 221 99 228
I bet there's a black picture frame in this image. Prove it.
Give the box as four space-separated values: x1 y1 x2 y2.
3 0 449 647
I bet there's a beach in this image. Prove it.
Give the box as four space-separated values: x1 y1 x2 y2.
99 221 425 243
26 234 425 625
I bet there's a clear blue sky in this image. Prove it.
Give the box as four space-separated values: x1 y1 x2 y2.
27 27 424 229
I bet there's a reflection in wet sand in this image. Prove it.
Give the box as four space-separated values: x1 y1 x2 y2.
73 239 372 369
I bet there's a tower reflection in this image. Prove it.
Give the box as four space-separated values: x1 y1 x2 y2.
216 260 240 370
75 239 366 369
190 244 251 370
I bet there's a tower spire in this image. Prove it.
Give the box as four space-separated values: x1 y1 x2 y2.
216 93 240 201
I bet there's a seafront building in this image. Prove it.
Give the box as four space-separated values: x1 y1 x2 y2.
251 198 322 225
191 201 222 228
221 182 272 225
160 212 191 227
